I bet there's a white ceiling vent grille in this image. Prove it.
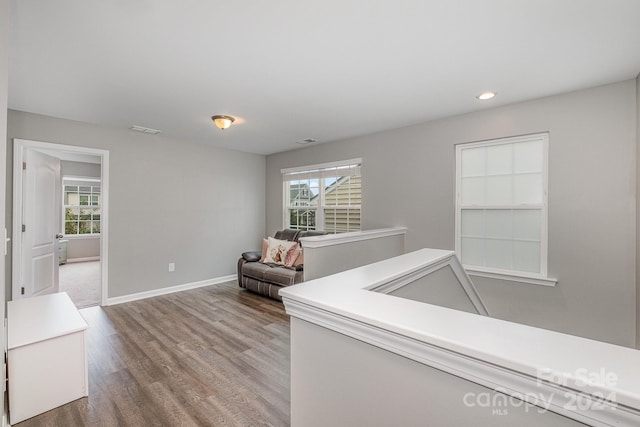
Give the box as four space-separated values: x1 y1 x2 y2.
130 125 161 135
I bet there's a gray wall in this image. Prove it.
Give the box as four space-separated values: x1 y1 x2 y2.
291 318 583 427
637 73 640 349
6 110 266 299
267 80 637 347
1 0 8 419
61 160 100 179
65 237 100 261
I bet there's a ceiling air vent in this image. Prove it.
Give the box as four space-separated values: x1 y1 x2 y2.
296 138 318 145
130 125 161 135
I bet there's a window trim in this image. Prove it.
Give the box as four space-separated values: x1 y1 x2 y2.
454 133 555 286
466 268 557 287
62 176 102 237
281 158 362 176
282 158 362 233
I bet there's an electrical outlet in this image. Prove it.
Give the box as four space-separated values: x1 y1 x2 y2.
168 262 175 272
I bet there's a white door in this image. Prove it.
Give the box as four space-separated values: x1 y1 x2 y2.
21 149 61 298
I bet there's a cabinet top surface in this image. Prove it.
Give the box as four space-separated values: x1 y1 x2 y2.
7 292 88 349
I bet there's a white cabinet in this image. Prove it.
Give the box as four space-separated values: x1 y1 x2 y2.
58 239 68 264
7 292 88 424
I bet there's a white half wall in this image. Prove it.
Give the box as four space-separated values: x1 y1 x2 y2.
282 250 640 426
300 227 406 281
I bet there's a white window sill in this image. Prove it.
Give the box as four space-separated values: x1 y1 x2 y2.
63 234 101 240
465 268 557 287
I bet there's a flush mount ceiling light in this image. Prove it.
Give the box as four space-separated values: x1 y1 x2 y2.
476 91 496 100
211 115 235 130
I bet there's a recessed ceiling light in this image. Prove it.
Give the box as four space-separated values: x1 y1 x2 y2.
476 91 496 100
130 125 161 134
296 138 318 145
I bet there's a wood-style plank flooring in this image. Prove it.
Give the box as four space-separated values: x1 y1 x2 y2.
15 281 290 426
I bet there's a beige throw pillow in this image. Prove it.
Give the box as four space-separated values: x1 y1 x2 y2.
264 237 297 265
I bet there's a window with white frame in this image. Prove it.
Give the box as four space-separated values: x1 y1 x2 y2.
282 159 362 233
63 178 101 235
455 133 548 279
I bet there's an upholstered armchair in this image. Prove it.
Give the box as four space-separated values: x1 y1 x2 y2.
237 229 324 301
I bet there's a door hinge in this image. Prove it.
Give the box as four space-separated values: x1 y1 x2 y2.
22 161 26 170
22 224 26 232
21 287 25 295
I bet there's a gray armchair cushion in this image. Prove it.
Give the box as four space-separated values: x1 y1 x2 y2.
263 266 302 286
243 262 301 287
274 229 301 242
242 262 272 281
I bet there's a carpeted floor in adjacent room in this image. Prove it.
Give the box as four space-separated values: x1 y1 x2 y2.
59 260 101 308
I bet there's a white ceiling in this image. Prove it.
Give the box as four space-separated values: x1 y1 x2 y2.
8 0 640 155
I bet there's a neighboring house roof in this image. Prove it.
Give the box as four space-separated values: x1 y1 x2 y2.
289 183 313 205
289 176 362 206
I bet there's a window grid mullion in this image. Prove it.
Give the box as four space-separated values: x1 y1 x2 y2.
317 177 325 231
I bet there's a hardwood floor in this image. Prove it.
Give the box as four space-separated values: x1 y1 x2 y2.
15 281 291 426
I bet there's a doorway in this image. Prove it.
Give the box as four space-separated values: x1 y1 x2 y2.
58 173 102 307
12 139 109 306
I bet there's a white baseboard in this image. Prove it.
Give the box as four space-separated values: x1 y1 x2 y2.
106 274 236 306
66 256 100 263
